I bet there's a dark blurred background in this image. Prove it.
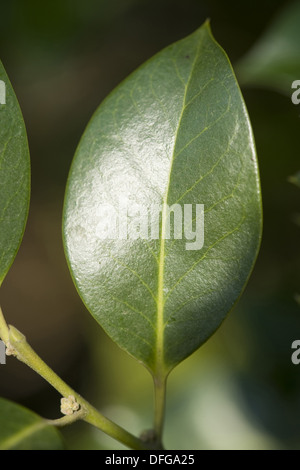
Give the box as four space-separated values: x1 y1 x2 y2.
0 0 300 449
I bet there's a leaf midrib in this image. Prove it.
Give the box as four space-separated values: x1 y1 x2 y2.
0 420 48 450
155 32 204 375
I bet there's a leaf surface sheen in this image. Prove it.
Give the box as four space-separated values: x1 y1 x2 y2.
63 22 262 375
0 61 30 285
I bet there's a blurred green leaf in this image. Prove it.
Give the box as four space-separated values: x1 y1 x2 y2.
289 172 300 227
63 22 262 376
0 398 64 450
0 61 30 286
236 1 300 95
289 171 300 188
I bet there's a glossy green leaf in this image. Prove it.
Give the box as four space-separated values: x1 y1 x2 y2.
0 61 30 285
236 1 300 95
0 397 64 450
63 22 262 375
